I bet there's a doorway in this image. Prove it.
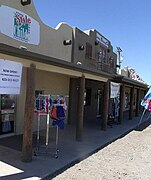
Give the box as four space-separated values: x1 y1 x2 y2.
96 89 103 118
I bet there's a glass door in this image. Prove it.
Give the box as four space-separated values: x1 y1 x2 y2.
97 90 103 117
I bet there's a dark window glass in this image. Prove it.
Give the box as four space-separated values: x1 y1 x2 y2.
85 43 92 58
35 90 44 98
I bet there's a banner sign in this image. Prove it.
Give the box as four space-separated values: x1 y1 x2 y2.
110 82 120 98
96 33 109 48
0 59 23 94
0 5 40 45
141 88 151 111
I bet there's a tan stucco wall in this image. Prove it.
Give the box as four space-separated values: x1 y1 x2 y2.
33 69 70 133
0 0 72 62
72 28 117 72
0 54 71 134
15 68 70 135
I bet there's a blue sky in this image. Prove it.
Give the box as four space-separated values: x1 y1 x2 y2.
33 0 151 86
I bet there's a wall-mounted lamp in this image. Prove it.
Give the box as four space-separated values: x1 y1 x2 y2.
79 45 84 50
107 49 110 53
21 0 31 6
76 61 82 65
95 41 99 46
19 45 27 51
63 40 72 45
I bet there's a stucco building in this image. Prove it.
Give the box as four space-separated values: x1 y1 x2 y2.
0 0 148 148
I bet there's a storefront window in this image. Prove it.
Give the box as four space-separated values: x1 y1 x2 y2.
0 95 16 135
125 92 130 110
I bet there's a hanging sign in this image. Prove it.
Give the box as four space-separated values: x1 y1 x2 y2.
141 88 151 111
110 82 120 98
0 59 23 94
0 5 40 45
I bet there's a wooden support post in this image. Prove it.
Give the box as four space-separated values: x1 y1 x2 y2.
68 78 77 125
118 84 125 124
21 64 36 162
76 75 85 141
129 86 135 120
101 80 109 131
135 88 140 117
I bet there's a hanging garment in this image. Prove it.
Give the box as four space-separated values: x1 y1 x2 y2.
56 105 65 120
2 121 11 132
51 106 57 119
148 101 151 111
52 119 64 129
51 105 65 129
108 98 115 117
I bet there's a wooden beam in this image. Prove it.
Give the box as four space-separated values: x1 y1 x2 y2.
129 86 135 120
101 80 109 130
135 88 140 117
119 84 125 124
21 64 36 162
76 75 85 141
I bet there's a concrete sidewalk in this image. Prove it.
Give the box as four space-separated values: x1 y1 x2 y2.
0 111 150 180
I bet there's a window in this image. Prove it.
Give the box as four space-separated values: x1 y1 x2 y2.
0 95 16 135
35 90 44 98
125 92 130 109
109 56 115 68
85 43 92 59
98 48 106 62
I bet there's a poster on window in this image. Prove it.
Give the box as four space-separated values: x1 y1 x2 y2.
110 82 120 98
0 59 23 94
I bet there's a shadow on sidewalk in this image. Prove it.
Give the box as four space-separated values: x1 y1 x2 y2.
135 118 151 131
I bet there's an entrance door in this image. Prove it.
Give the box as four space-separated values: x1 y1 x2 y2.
97 89 103 117
0 95 16 135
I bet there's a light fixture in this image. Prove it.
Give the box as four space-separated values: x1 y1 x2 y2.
117 47 122 53
79 45 84 50
21 0 31 6
63 40 72 45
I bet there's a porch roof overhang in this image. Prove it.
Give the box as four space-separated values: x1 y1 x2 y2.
113 75 148 90
0 43 113 82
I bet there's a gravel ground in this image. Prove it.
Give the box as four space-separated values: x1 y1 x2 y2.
52 124 151 180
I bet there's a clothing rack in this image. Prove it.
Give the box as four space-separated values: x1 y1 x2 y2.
34 94 68 158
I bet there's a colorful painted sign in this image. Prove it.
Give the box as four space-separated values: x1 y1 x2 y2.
96 33 109 48
0 5 40 45
0 59 23 94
